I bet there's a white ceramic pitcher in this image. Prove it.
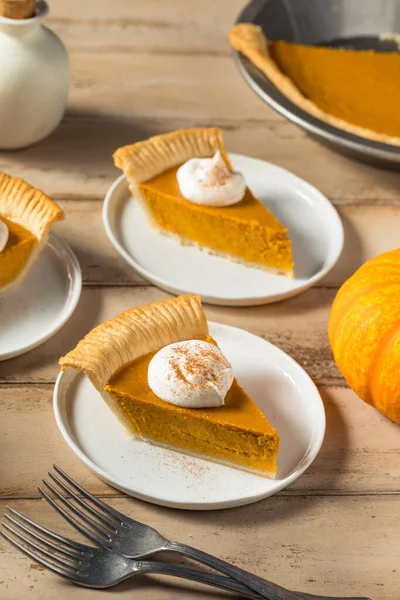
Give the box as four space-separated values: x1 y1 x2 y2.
0 0 69 149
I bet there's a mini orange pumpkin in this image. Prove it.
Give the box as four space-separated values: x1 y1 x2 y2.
329 249 400 424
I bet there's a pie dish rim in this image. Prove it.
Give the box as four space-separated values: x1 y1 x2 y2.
229 23 400 147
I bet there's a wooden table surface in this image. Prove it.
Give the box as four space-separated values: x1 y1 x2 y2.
1 1 399 598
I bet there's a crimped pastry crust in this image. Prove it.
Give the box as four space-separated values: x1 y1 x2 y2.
0 173 64 240
229 23 400 147
59 294 209 391
0 172 64 292
113 127 227 186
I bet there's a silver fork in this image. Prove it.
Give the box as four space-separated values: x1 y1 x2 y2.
39 466 371 600
1 506 271 596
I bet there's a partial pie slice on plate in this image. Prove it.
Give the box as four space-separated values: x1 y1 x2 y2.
0 173 64 292
59 294 280 478
113 127 294 276
229 23 400 145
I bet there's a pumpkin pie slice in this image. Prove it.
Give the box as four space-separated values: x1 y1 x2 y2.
229 23 400 145
0 173 64 292
59 294 280 478
113 128 293 276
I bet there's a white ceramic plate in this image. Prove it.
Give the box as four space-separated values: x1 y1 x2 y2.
54 322 325 510
0 234 82 361
103 153 343 306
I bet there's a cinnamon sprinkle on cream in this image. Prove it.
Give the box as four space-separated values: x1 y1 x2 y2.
147 339 234 408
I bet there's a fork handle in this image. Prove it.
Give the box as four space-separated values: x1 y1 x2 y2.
136 562 367 600
165 541 305 600
165 541 371 600
137 560 263 599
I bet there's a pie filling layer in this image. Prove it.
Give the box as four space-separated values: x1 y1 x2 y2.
269 41 400 138
105 336 279 474
139 164 293 274
0 216 37 287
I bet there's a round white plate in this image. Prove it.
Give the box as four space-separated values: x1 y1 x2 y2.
54 322 326 510
0 234 82 361
103 154 343 306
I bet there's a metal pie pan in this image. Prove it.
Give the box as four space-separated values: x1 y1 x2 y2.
234 0 400 169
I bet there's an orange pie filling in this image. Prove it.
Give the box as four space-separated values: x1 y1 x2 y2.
269 40 400 139
139 164 293 275
105 336 279 474
0 216 37 288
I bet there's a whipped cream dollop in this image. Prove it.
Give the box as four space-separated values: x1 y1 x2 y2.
148 339 234 408
176 151 246 207
0 220 9 253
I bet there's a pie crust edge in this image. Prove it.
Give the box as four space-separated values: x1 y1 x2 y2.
229 23 400 147
59 294 209 391
113 127 228 187
59 294 209 437
0 172 65 292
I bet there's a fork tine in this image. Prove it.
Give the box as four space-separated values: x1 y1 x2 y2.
2 523 82 570
1 530 82 583
42 479 114 539
39 487 111 549
53 465 125 522
4 513 88 561
48 471 118 529
6 506 92 553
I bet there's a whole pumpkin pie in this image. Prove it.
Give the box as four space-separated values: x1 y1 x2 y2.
229 23 400 145
0 173 64 291
113 128 293 276
59 294 280 478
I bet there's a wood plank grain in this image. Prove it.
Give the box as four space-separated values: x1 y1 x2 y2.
56 200 146 285
47 0 245 54
1 115 399 205
1 384 398 499
48 201 400 286
325 205 400 284
48 0 245 21
65 52 270 122
0 496 398 599
0 286 339 385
